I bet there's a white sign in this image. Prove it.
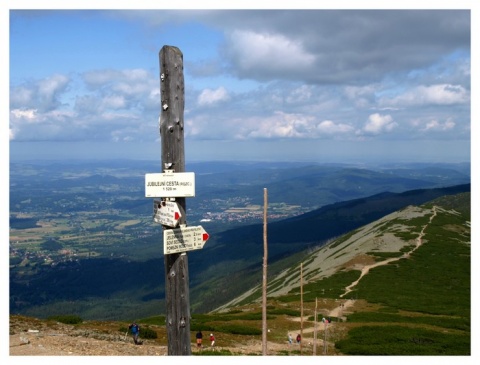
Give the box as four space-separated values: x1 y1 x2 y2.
153 200 182 227
145 171 195 198
163 225 209 255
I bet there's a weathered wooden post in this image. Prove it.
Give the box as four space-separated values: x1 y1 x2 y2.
313 297 318 355
146 45 208 354
159 45 190 355
300 262 303 354
262 188 268 355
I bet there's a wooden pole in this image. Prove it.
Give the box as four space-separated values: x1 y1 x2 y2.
324 320 327 354
262 188 268 356
313 297 317 355
300 262 303 354
159 45 191 356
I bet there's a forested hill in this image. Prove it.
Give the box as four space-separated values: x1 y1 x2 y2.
208 183 470 261
187 183 470 312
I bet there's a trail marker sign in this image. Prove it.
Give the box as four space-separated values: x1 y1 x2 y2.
163 225 209 255
154 200 182 227
145 171 195 198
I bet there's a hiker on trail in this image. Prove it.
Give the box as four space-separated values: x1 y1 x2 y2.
128 322 140 345
196 330 203 348
296 334 301 344
210 333 215 347
288 333 293 345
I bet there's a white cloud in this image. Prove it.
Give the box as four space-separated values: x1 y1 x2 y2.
83 69 154 96
343 85 378 108
381 84 469 107
10 74 70 112
83 69 121 86
285 85 313 104
38 74 69 98
362 113 398 135
10 108 38 121
421 117 456 132
226 30 315 78
101 95 126 110
197 87 230 106
317 120 354 135
230 112 354 140
10 108 39 141
10 86 34 106
9 69 158 143
246 112 313 139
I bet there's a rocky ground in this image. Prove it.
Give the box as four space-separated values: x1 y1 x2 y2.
8 315 308 356
9 308 347 357
9 316 168 356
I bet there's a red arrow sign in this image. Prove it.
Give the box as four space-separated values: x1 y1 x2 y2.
163 225 209 255
153 200 182 227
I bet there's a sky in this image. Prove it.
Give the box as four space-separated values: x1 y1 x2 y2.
5 2 476 165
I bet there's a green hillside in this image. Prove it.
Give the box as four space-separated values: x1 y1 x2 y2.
212 192 470 355
188 184 470 312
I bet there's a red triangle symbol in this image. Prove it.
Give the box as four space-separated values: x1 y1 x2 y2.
202 233 209 241
175 212 180 220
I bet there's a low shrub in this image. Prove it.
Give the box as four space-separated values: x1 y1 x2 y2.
335 325 470 355
140 326 158 339
214 324 261 336
193 349 233 356
47 314 83 325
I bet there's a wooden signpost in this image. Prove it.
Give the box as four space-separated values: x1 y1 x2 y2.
144 45 209 355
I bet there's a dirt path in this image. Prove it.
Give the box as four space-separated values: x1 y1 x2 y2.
286 299 354 336
340 206 437 298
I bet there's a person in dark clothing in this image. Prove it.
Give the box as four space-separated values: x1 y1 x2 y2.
129 322 140 345
196 330 203 347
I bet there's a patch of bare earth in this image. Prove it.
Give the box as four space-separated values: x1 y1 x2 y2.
340 254 377 271
9 316 167 356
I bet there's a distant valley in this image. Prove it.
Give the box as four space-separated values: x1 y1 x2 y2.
9 159 470 320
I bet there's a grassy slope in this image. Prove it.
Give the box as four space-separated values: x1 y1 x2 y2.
335 202 470 354
212 192 471 355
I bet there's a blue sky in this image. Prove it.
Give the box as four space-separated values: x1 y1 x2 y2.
5 2 476 164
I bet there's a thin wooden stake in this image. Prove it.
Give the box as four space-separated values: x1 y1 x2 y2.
313 297 318 355
262 188 268 356
300 262 303 354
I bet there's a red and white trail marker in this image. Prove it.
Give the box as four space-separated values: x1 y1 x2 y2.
163 225 210 255
153 200 182 227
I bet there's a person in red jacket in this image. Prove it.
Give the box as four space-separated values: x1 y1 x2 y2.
210 333 215 347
